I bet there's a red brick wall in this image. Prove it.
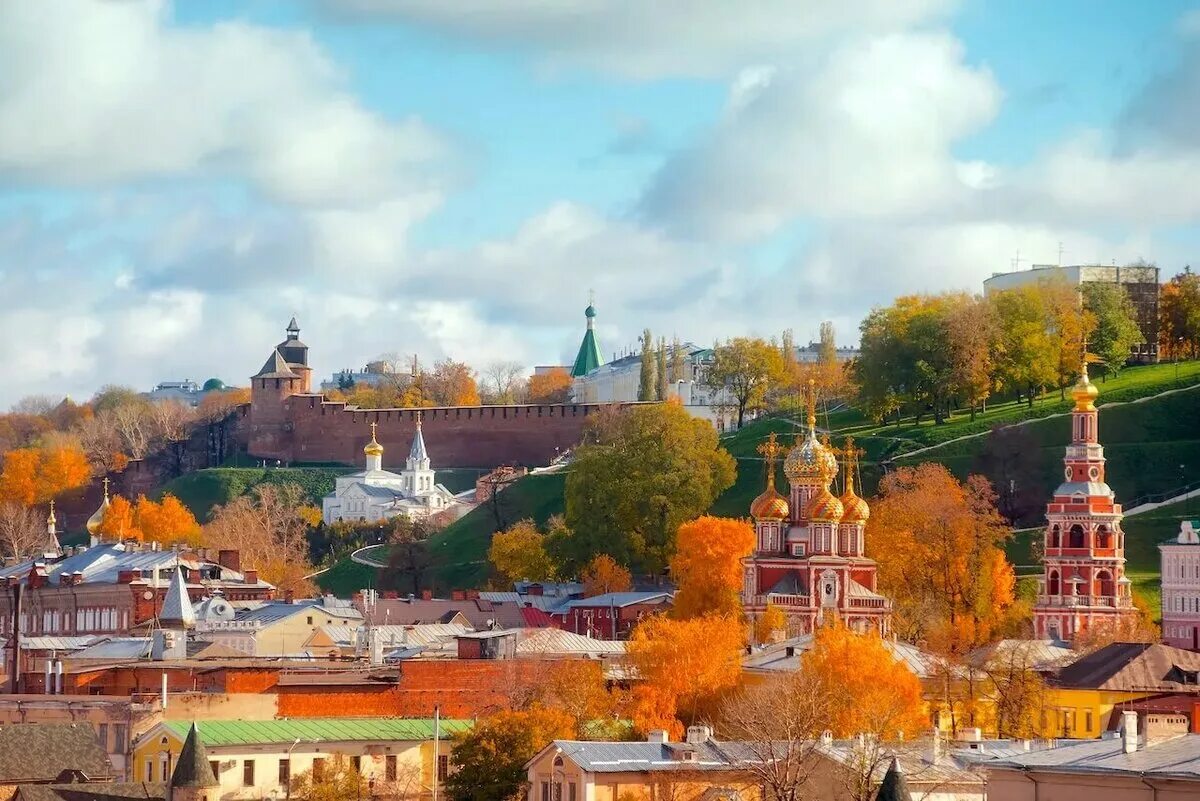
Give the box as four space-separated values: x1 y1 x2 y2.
243 394 626 468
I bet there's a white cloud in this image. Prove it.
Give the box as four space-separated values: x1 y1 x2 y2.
326 0 954 78
0 0 447 208
642 32 1002 240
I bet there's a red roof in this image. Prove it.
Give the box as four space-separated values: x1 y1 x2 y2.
520 606 556 628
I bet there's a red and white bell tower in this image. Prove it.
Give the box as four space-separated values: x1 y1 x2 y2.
1032 362 1137 641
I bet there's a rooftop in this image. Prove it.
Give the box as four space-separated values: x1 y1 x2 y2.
160 718 472 746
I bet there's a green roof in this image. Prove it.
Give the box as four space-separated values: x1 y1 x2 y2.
163 719 472 747
571 328 603 378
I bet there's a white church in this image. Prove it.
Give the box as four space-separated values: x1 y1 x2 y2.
321 416 466 525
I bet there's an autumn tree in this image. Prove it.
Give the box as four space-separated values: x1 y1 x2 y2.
945 295 998 420
135 493 202 546
379 515 434 597
670 336 687 383
579 554 632 597
0 449 39 506
427 359 481 406
203 483 316 596
705 337 786 427
446 706 575 801
627 614 744 735
1160 267 1200 359
867 464 1015 652
1071 588 1160 654
1083 282 1143 379
483 361 527 404
638 328 657 402
989 284 1059 406
720 673 827 801
512 659 628 739
562 401 736 574
0 445 90 507
488 519 556 583
527 367 573 404
979 642 1049 738
96 494 142 542
801 623 927 740
670 516 754 619
753 602 787 645
0 503 48 558
1042 277 1095 398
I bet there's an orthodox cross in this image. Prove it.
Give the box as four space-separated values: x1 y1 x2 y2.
101 476 110 499
806 378 818 430
830 436 866 492
369 421 378 439
757 431 785 490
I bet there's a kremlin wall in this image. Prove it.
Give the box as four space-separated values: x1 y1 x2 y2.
236 319 616 469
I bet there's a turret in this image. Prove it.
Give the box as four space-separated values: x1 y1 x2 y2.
571 298 603 378
169 723 219 801
364 422 384 472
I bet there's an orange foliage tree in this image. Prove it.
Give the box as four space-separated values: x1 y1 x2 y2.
0 445 91 507
135 494 202 546
670 515 754 619
95 494 142 542
867 463 1015 652
0 449 39 506
580 554 632 597
528 367 573 404
627 614 745 737
801 622 927 740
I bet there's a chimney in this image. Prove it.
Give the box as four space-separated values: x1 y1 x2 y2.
784 646 795 658
930 727 942 765
646 730 669 744
420 589 432 601
243 569 258 585
117 569 136 584
27 567 45 590
820 730 833 746
451 590 465 601
1122 710 1139 754
283 589 295 604
957 727 982 743
685 726 712 745
217 550 241 572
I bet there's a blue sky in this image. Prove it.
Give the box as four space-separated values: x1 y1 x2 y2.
1 0 1199 404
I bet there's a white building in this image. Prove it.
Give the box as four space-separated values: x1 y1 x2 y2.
321 417 464 524
1160 519 1200 651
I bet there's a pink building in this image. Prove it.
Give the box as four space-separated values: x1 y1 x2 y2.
741 384 891 636
1032 363 1137 641
1160 520 1200 650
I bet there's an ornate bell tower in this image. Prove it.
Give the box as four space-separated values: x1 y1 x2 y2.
1033 362 1137 641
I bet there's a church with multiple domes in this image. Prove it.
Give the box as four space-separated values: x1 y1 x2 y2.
741 382 891 636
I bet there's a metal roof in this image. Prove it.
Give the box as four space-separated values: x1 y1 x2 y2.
743 633 938 678
990 734 1200 778
563 592 673 609
70 638 152 660
16 636 103 652
159 718 472 746
320 623 469 649
547 740 738 773
515 628 626 657
1054 642 1200 691
0 545 268 588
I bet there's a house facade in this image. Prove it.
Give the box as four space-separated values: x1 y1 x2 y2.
1160 520 1200 650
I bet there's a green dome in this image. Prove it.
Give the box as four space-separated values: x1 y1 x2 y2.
585 304 596 318
202 378 225 391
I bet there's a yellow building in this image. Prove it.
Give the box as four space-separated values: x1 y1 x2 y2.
133 718 470 800
194 598 363 658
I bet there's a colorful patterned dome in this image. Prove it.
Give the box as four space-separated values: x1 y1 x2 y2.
750 486 790 521
810 486 844 523
839 485 870 524
784 430 838 485
1072 362 1099 412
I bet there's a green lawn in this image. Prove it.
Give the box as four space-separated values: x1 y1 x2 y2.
314 554 378 597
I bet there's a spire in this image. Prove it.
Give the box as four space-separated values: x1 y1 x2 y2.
1072 356 1099 412
571 297 604 378
46 500 56 535
874 757 910 801
160 565 196 629
407 412 429 469
806 378 818 433
171 723 218 789
254 348 297 379
286 316 300 338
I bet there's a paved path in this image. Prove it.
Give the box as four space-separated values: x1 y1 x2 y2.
350 544 390 568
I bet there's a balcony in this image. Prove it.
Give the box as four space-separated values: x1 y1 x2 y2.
761 593 810 608
1036 595 1133 609
848 597 888 609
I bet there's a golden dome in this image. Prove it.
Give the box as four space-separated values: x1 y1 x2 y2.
85 491 109 537
364 422 384 457
839 486 869 524
784 430 838 485
1072 362 1099 411
810 487 844 523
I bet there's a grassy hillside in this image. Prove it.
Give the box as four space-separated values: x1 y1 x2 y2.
318 360 1200 594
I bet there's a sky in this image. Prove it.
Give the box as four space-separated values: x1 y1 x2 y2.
2 0 1200 406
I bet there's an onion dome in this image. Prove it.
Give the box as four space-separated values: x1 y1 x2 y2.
810 486 844 523
784 430 838 485
364 422 384 457
750 476 790 521
1072 361 1099 411
85 485 110 537
839 473 869 525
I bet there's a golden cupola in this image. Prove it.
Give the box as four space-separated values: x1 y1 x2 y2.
783 380 838 485
838 437 870 524
750 432 790 521
364 422 384 457
809 485 845 523
86 479 111 537
1072 361 1099 412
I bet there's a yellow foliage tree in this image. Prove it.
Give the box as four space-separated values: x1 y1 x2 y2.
0 449 39 506
528 367 573 404
754 603 787 644
0 445 91 507
96 494 142 542
488 519 556 583
580 554 632 597
135 494 201 546
670 515 754 619
801 622 927 740
627 614 744 734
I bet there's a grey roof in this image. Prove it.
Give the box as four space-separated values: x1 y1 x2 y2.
15 635 103 652
409 420 429 464
70 638 153 660
562 592 674 609
744 634 938 678
476 591 567 613
14 783 165 801
874 758 911 801
253 349 297 379
159 565 195 628
548 740 741 773
989 733 1200 779
767 572 806 595
360 598 529 629
0 723 112 782
1054 642 1200 691
968 638 1074 671
171 723 218 789
0 544 267 589
515 628 626 657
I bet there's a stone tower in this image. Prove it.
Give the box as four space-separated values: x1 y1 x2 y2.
248 319 313 457
169 723 219 801
1032 363 1137 641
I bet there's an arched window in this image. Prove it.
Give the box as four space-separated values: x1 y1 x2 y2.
1068 524 1085 549
1096 570 1114 597
1049 525 1061 548
1048 570 1060 596
1097 525 1112 549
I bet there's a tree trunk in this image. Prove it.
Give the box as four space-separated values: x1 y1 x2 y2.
969 403 977 422
1027 385 1035 408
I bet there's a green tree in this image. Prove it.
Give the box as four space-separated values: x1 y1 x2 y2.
989 285 1058 407
488 519 556 583
670 335 687 383
656 337 669 400
818 321 837 366
705 337 786 427
1083 282 1143 379
446 707 575 801
637 328 657 401
562 401 736 575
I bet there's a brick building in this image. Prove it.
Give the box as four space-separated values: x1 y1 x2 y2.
552 592 674 640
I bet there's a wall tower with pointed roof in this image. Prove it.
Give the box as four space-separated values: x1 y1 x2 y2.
1032 362 1138 641
570 300 603 379
169 723 219 801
